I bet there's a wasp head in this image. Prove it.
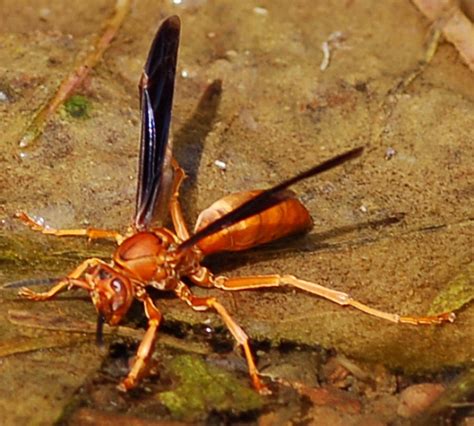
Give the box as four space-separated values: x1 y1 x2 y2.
85 264 134 326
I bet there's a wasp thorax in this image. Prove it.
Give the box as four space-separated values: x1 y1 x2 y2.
113 230 180 283
86 264 134 326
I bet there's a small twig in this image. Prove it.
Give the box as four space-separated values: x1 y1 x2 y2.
320 41 331 71
18 0 132 150
411 0 474 71
415 367 474 425
320 31 346 71
0 334 90 357
391 27 442 93
7 309 211 355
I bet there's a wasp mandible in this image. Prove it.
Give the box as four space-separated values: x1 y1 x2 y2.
15 16 455 394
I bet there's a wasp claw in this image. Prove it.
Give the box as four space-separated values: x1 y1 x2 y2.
19 287 48 301
19 287 34 298
258 385 272 396
116 382 128 393
117 377 135 392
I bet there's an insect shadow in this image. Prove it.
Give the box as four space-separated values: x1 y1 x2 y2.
206 214 405 273
173 79 223 219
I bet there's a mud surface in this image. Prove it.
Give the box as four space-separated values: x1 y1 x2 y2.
0 0 473 424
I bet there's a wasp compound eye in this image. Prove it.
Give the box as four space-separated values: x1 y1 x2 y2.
111 278 123 293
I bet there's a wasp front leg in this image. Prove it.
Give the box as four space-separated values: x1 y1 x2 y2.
18 258 106 301
174 281 269 394
15 212 124 244
118 291 162 392
211 274 456 325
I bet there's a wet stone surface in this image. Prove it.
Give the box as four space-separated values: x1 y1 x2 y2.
0 0 473 424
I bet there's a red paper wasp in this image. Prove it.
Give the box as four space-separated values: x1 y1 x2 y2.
15 16 455 394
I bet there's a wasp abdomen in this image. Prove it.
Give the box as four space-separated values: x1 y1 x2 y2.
194 190 312 255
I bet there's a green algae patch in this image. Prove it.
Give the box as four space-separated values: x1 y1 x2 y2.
64 95 91 119
158 355 262 421
428 262 474 315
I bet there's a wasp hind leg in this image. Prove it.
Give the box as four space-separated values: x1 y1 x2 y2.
211 274 455 325
168 159 191 241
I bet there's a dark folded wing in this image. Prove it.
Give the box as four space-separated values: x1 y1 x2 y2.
135 15 181 229
177 146 364 252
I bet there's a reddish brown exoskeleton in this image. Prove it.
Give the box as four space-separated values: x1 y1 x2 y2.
15 16 455 394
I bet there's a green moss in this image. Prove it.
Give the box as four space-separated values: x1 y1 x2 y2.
158 355 262 421
428 262 474 315
64 95 91 119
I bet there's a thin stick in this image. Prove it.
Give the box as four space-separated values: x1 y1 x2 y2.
18 0 132 150
7 309 211 355
411 0 474 71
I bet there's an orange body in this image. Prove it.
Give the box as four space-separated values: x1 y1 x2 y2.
14 15 454 395
112 228 197 286
194 190 313 255
114 230 177 282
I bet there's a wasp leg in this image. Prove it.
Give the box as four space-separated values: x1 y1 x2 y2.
118 292 162 392
175 281 270 394
212 274 456 325
15 212 124 244
18 258 105 300
169 158 191 240
187 264 215 288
